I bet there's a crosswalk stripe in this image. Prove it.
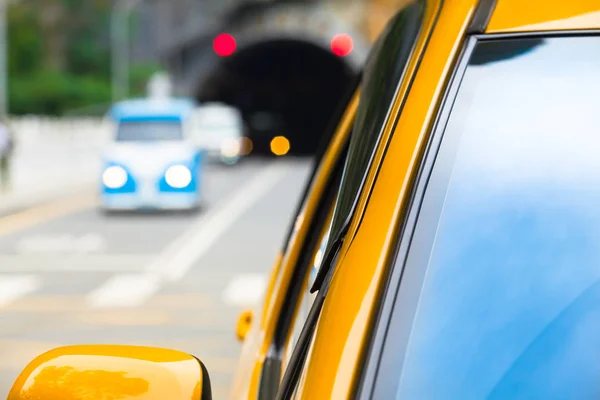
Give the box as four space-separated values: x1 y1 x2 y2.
0 275 42 307
0 273 270 309
0 254 151 272
86 273 161 308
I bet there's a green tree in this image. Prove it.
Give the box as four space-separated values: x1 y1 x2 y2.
7 0 163 116
7 2 43 76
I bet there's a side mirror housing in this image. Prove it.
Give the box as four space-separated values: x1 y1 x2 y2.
8 345 212 400
236 309 254 342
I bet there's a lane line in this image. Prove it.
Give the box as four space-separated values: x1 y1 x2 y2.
0 190 97 237
86 273 161 308
222 273 268 307
0 274 42 307
88 162 289 308
0 254 151 272
147 161 290 282
16 232 106 253
0 293 217 312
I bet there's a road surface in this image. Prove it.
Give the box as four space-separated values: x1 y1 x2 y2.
0 158 312 398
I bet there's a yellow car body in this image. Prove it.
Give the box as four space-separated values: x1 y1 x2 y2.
8 345 209 400
9 0 600 399
236 0 600 398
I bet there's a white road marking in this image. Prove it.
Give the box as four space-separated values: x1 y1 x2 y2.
77 233 107 253
86 162 289 308
16 233 106 254
222 274 268 306
0 191 98 236
147 162 290 282
0 254 151 272
86 273 161 308
0 275 42 307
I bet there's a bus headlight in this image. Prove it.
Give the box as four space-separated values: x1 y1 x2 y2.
102 166 128 189
165 165 192 188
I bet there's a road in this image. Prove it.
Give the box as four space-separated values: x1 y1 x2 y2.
0 158 312 399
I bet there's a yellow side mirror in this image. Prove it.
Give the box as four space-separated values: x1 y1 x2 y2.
236 309 254 342
8 344 212 400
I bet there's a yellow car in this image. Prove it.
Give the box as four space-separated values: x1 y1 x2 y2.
8 0 600 399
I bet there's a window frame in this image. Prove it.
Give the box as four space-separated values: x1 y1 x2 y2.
273 1 438 397
311 0 429 293
362 30 600 399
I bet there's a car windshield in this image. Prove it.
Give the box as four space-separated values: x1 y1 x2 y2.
396 36 600 399
116 121 183 142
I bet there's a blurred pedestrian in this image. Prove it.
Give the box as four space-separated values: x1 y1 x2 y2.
0 117 14 191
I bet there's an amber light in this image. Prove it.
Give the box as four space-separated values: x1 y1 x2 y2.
239 137 253 156
270 136 290 156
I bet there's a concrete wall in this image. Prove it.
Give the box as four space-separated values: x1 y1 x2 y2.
9 117 112 146
5 118 111 202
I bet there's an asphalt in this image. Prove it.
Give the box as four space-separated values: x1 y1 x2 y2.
0 157 312 399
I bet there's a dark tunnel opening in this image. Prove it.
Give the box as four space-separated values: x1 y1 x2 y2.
196 39 356 156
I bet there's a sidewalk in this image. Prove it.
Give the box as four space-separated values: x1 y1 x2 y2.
0 154 100 216
0 172 98 217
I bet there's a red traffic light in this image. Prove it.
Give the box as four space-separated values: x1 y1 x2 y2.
330 34 353 57
213 33 236 57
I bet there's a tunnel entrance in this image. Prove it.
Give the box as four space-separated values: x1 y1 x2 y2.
196 39 356 156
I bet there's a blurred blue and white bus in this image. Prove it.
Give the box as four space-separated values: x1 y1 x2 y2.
100 97 205 211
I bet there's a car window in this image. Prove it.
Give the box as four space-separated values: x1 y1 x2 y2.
116 121 183 141
386 35 600 399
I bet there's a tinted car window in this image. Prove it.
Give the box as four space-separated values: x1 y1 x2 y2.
396 36 600 399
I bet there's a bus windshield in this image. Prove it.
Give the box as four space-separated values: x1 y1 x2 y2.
116 121 183 142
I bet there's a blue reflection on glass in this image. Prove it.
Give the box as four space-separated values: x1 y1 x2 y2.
397 36 600 399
